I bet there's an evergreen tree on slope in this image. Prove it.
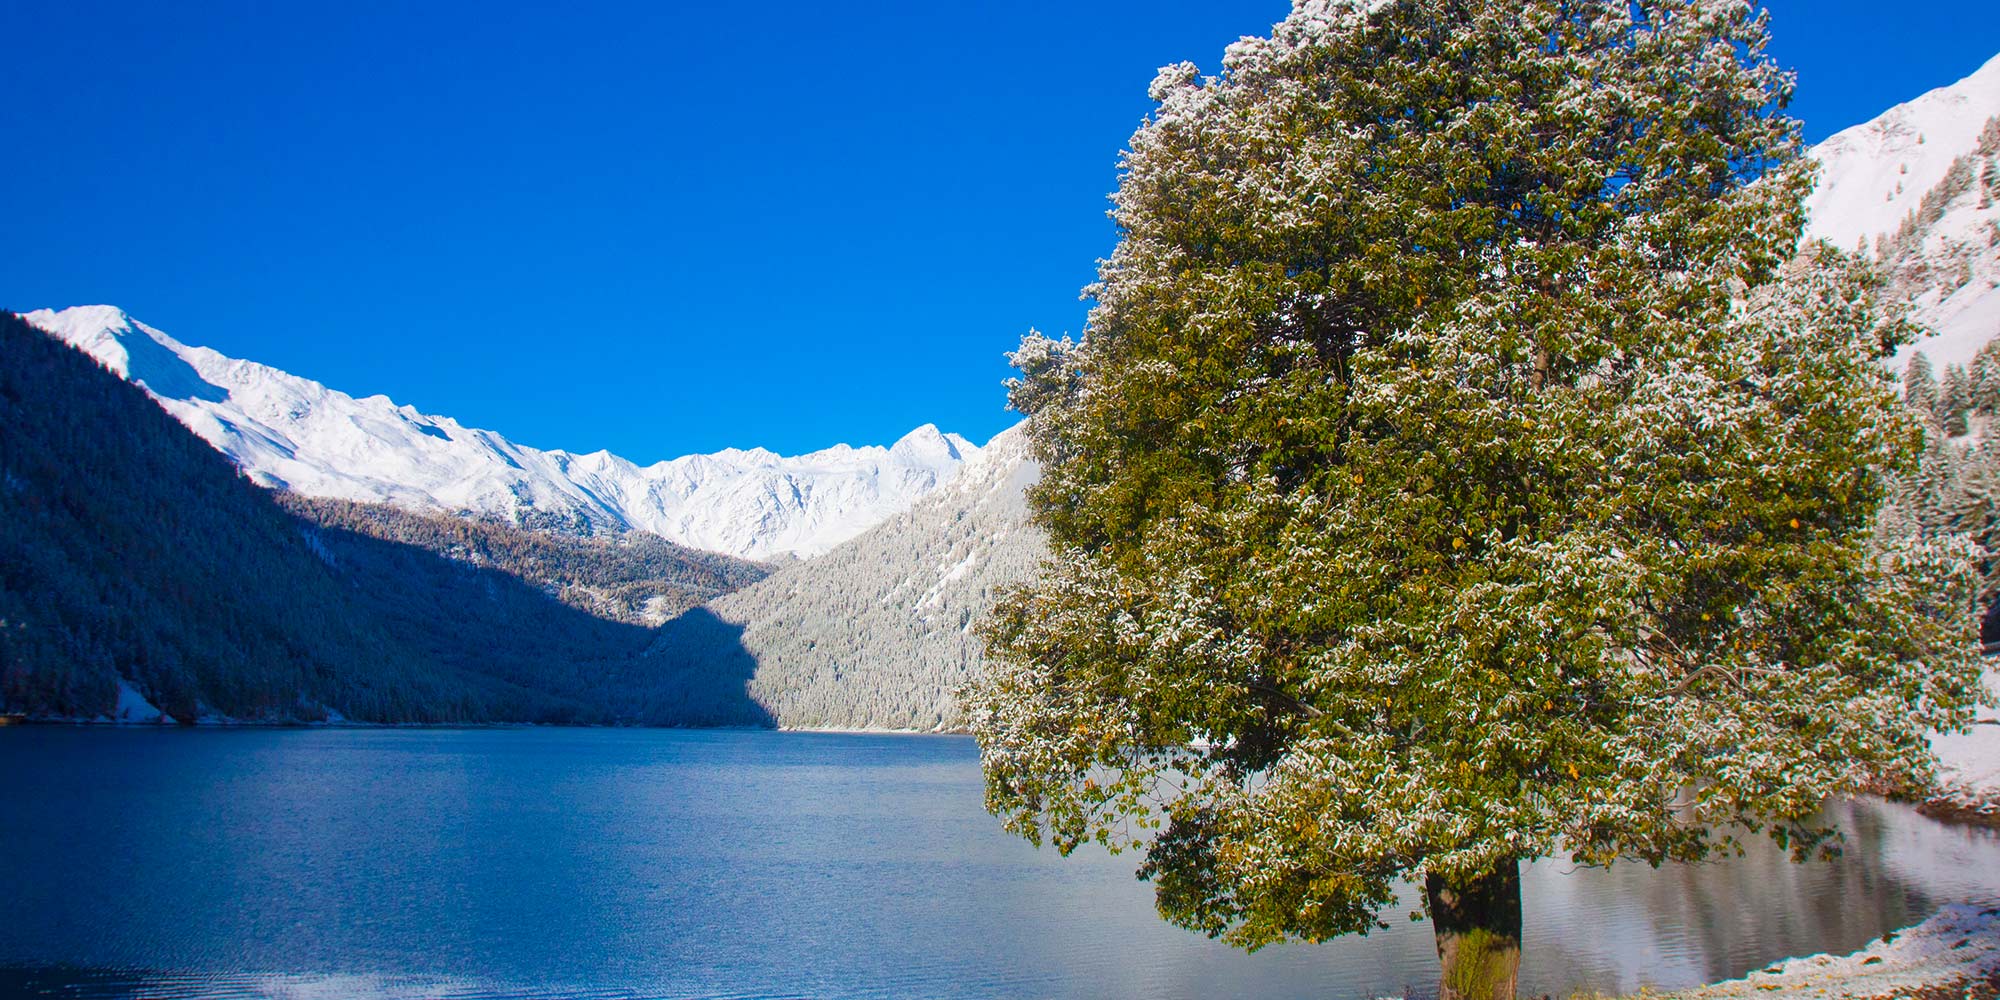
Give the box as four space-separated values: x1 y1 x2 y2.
967 2 1988 996
1939 363 1971 437
1906 351 1938 418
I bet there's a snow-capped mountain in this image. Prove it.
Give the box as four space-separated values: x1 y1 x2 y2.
23 305 979 560
1806 52 2000 252
646 422 1041 730
1807 51 2000 366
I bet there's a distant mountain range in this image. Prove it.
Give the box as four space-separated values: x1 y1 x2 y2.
21 305 980 561
0 309 770 725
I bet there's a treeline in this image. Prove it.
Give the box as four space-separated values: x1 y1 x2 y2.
280 494 766 626
1872 111 2000 636
0 309 530 721
1903 348 2000 439
1871 114 2000 264
1896 342 2000 633
0 311 770 725
278 498 776 726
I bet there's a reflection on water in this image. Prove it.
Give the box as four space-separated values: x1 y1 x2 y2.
0 728 1993 1000
1523 797 1997 995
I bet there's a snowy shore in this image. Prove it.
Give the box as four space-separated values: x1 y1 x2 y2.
1924 669 2000 828
1660 904 2000 1000
1643 673 2000 1000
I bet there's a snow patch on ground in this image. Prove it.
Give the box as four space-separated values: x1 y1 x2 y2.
113 680 168 724
1926 670 2000 826
1669 903 2000 999
918 547 983 609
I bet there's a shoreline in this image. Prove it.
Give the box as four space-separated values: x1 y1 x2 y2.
1650 903 2000 1000
0 715 972 736
1919 792 2000 829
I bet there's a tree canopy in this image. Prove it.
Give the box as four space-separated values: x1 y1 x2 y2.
968 0 1988 970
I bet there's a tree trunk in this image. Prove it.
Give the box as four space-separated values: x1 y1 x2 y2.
1426 859 1522 1000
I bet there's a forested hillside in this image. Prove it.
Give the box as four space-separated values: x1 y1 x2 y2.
1893 341 2000 628
280 495 766 626
1862 107 2000 628
0 312 768 724
645 427 1042 730
1872 114 2000 365
0 310 544 721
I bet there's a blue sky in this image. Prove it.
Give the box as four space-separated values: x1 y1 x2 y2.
5 2 1997 460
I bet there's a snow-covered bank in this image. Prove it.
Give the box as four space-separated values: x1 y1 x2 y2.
1924 670 2000 827
1628 703 2000 1000
1662 904 2000 999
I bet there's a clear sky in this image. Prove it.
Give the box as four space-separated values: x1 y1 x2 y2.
5 2 1997 460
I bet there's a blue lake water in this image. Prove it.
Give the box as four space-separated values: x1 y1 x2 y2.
0 727 1995 1000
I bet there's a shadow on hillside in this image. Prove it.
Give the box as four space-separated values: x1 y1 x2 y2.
123 327 228 403
310 525 775 727
640 607 777 728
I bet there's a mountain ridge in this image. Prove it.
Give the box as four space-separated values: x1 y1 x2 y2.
2 308 780 725
1806 51 2000 368
22 305 981 560
1806 51 2000 253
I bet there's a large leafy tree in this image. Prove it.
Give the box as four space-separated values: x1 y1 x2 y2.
968 1 1988 996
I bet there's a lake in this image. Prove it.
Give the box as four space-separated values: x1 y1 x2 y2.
0 727 1995 1000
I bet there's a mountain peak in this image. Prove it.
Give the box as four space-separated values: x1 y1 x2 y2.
710 446 780 466
891 423 970 465
25 305 225 403
1806 51 2000 251
26 304 133 334
19 306 982 560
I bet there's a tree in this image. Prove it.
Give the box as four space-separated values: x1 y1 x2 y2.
1944 444 2000 611
967 3 1989 997
1969 348 1997 416
1905 351 1938 418
1939 362 1971 436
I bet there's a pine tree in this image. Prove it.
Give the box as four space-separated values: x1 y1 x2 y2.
1910 429 1964 533
968 3 1987 996
1940 363 1972 436
1945 444 2000 610
1970 349 1998 416
1906 351 1939 418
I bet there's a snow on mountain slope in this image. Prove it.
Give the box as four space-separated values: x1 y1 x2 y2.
644 423 1042 730
1807 52 2000 367
1806 52 2000 253
22 305 978 560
